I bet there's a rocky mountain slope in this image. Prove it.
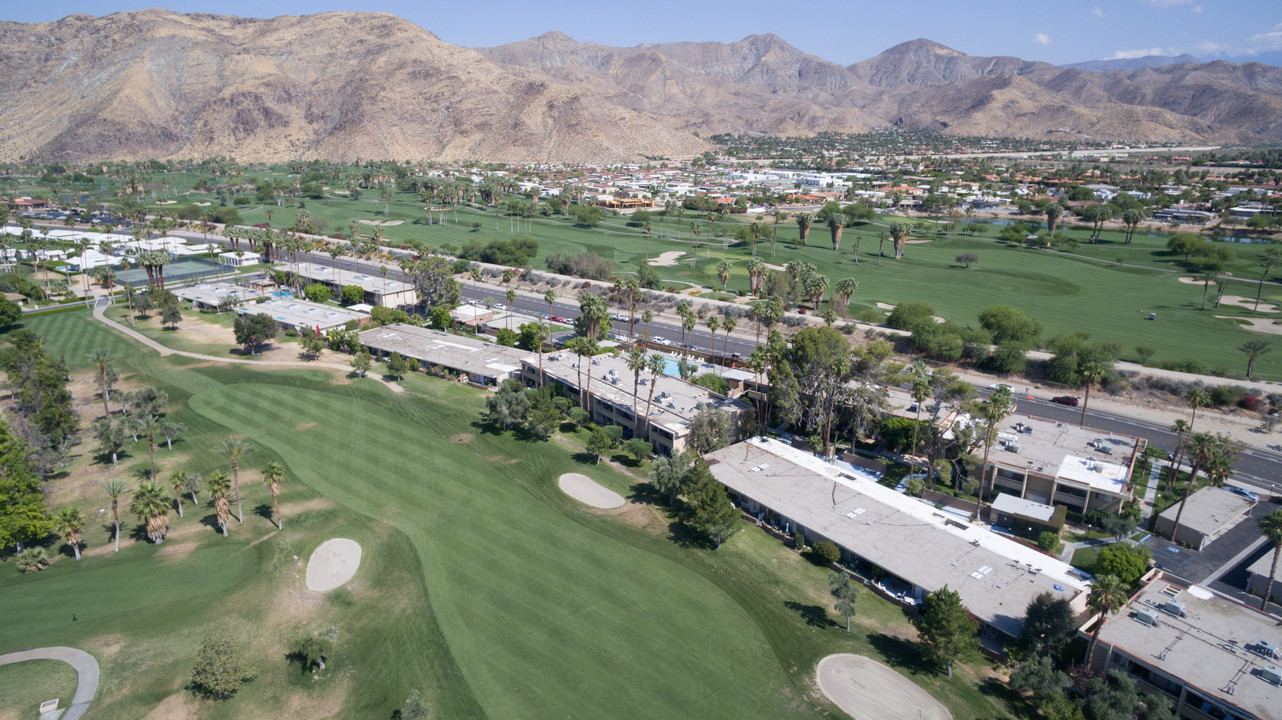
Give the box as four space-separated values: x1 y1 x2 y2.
2 10 1281 163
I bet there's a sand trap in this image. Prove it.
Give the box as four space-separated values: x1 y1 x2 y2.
358 219 404 227
156 200 176 205
193 201 211 207
903 238 933 244
558 473 625 509
306 538 362 592
817 654 952 720
1219 295 1278 313
648 251 686 267
1218 316 1282 335
763 263 786 272
875 302 943 322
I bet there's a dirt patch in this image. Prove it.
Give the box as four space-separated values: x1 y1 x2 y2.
306 538 362 592
277 497 339 516
450 433 474 444
155 541 198 562
558 473 626 509
295 422 318 431
647 251 686 267
816 654 951 720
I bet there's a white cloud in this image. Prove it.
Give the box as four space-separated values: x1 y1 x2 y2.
1109 47 1168 59
1091 6 1106 17
1034 32 1052 46
1248 23 1282 51
1191 4 1203 13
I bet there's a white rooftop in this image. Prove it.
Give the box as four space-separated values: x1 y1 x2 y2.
990 492 1057 523
1055 454 1129 494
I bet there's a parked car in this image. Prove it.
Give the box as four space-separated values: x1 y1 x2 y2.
653 336 671 345
1227 486 1261 502
494 303 506 310
1050 395 1080 406
988 383 1012 392
550 315 566 323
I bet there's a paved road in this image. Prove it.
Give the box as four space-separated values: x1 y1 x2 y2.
0 647 99 720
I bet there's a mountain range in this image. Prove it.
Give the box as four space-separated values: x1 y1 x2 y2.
2 10 1281 164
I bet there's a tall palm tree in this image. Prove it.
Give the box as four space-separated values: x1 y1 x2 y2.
907 362 932 479
263 461 285 530
1169 432 1233 540
219 437 252 524
169 470 188 519
54 507 86 561
1044 203 1065 236
89 349 116 418
1086 574 1129 663
642 353 666 440
746 257 765 296
889 223 910 260
1167 419 1191 491
102 479 128 552
876 230 888 266
705 316 721 371
1253 248 1282 314
827 214 847 252
722 316 737 365
833 277 859 316
795 212 813 246
1257 510 1282 611
1239 339 1272 379
531 320 550 388
130 481 171 544
626 348 647 419
975 386 1015 519
137 414 163 480
208 471 232 538
716 260 731 291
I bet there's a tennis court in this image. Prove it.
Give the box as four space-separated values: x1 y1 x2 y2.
116 257 227 287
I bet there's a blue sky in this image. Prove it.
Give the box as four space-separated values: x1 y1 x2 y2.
6 1 1280 65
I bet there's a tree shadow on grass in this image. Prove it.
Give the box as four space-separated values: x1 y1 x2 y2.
867 631 936 677
253 503 274 523
627 481 664 506
198 512 226 536
784 600 834 629
571 451 599 466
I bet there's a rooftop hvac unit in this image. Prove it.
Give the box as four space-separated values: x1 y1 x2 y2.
1252 640 1281 661
1160 600 1186 618
1261 664 1282 686
1008 442 1020 453
1134 607 1161 627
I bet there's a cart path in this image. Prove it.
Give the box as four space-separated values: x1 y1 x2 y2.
92 301 405 393
0 647 99 720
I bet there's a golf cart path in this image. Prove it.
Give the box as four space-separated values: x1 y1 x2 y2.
92 302 405 393
0 647 99 720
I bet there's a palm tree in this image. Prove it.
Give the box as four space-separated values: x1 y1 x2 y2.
833 277 859 316
102 479 128 552
137 414 163 480
626 348 647 419
975 386 1015 519
716 260 731 291
804 273 829 311
263 461 285 530
722 316 737 364
1169 432 1227 540
1257 510 1282 611
907 362 932 479
531 320 550 387
746 257 765 296
876 230 888 266
705 315 721 371
505 288 517 330
1239 339 1272 379
130 481 171 544
54 507 86 561
1044 203 1065 236
1198 271 1217 310
1122 208 1144 244
219 437 252 524
169 471 188 518
90 349 117 418
544 289 556 317
795 212 813 246
827 214 847 252
1086 574 1129 663
1167 419 1191 491
1185 385 1210 437
1254 248 1282 314
889 223 910 260
208 471 232 538
770 209 787 258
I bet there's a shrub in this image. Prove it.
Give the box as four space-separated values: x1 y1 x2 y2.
886 301 935 330
284 328 299 337
303 283 331 303
1096 543 1151 586
1036 531 1062 554
809 540 841 565
1209 384 1246 407
792 531 806 552
15 547 49 573
545 251 614 280
1238 393 1262 411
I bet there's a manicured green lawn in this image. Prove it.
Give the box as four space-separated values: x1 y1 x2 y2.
3 308 1022 719
1072 546 1101 575
0 659 78 717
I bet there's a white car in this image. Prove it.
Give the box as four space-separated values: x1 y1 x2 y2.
653 336 670 345
988 383 1012 392
494 303 506 310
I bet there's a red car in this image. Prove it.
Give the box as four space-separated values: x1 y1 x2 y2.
1051 395 1079 406
549 316 567 323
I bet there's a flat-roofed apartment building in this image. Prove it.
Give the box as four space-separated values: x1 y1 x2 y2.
359 324 532 386
278 264 416 308
1154 487 1256 551
236 298 369 333
1085 573 1282 720
706 437 1091 643
522 352 750 455
966 412 1144 515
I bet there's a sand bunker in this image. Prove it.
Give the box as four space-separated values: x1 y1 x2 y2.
306 538 362 592
1219 295 1278 313
1218 316 1282 335
763 263 786 272
358 219 404 227
876 302 944 323
193 201 211 207
558 473 625 509
648 251 686 267
817 654 952 720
